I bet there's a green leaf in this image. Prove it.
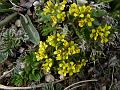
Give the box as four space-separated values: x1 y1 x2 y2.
92 9 106 17
42 26 56 36
101 0 113 3
84 27 90 41
55 83 63 90
0 52 8 63
43 83 54 90
94 0 113 3
0 12 17 27
0 1 12 13
11 74 23 86
20 14 40 45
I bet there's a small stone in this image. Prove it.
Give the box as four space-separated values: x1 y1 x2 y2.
45 74 55 82
15 19 21 27
33 1 39 6
60 75 64 80
101 86 106 90
19 47 25 54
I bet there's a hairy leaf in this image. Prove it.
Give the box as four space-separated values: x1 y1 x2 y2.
20 14 40 45
0 52 8 63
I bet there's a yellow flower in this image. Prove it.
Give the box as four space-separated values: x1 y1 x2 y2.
79 14 84 18
79 5 86 14
43 7 50 15
63 40 69 47
42 58 53 72
104 24 111 30
90 24 111 43
75 64 82 72
35 33 83 77
58 61 76 76
69 3 79 17
35 41 48 61
43 0 67 26
43 0 54 15
39 41 48 51
85 14 94 26
46 34 56 47
51 16 57 26
47 0 53 7
78 19 86 27
85 6 92 13
57 33 65 41
59 1 67 11
81 59 88 66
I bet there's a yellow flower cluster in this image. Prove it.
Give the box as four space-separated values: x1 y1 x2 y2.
46 34 56 47
75 59 87 73
58 61 76 76
35 33 87 75
53 40 80 60
42 58 53 72
53 33 80 60
58 59 87 76
69 3 94 27
35 41 48 61
54 48 69 60
90 24 111 43
43 0 67 26
46 33 80 61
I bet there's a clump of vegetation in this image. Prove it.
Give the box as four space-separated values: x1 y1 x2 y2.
0 0 120 90
35 33 87 77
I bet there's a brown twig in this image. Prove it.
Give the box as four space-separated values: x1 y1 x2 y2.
69 84 86 90
0 68 14 80
0 77 69 90
64 79 98 90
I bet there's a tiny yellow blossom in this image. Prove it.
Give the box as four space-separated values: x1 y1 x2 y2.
90 24 111 43
85 14 94 26
46 34 56 47
57 33 65 41
42 58 53 72
51 16 57 26
78 19 86 27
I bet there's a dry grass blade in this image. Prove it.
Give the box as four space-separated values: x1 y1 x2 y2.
0 68 14 80
0 77 69 90
69 84 86 90
64 79 98 90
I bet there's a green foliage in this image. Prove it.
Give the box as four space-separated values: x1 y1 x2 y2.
0 0 119 88
94 0 113 3
41 25 56 36
0 52 8 63
112 0 120 10
20 14 40 45
0 0 12 13
11 52 43 86
36 8 56 36
42 83 54 90
92 9 107 17
0 26 28 63
42 83 63 90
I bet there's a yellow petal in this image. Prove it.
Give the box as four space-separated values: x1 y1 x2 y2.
92 29 96 33
104 38 108 42
69 72 73 76
94 36 97 40
88 22 92 26
90 34 93 38
58 71 62 74
79 14 84 18
101 39 104 43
